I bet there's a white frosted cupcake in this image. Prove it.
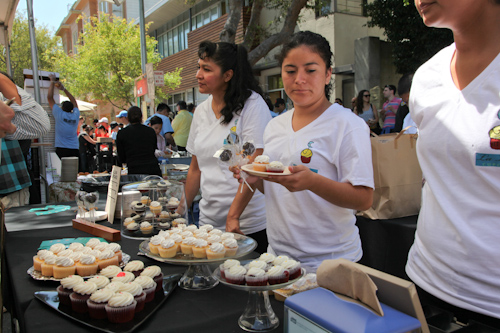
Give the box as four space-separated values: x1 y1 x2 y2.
133 276 157 302
223 238 238 257
267 265 289 285
245 267 268 286
119 282 146 313
266 161 285 173
49 243 66 254
206 242 226 259
88 275 110 289
148 235 163 255
252 155 270 172
140 265 164 292
99 265 122 279
112 271 136 284
124 260 144 277
220 259 240 279
105 292 137 323
87 288 114 319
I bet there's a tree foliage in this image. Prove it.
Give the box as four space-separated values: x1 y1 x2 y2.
364 0 453 74
0 12 61 87
52 13 181 109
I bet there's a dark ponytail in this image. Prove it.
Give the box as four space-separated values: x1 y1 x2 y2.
198 41 263 124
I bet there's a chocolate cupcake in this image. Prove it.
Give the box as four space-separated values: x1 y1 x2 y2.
70 281 98 313
105 292 137 323
57 275 84 306
87 288 114 319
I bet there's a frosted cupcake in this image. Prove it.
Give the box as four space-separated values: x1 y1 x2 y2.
93 243 108 252
245 267 268 286
185 224 198 232
69 251 82 264
180 230 194 239
41 254 57 277
108 243 122 262
76 254 98 277
85 238 101 249
148 235 163 255
246 260 267 271
158 239 177 258
166 197 180 209
194 231 209 240
206 242 226 259
140 221 154 235
70 281 98 313
124 260 144 277
123 217 134 227
209 229 223 237
132 202 146 213
266 161 286 173
140 265 164 292
169 212 181 220
68 242 84 252
173 218 187 228
169 234 183 252
87 288 114 319
97 249 119 270
280 259 301 280
199 224 214 232
252 155 270 172
33 249 53 272
192 239 208 258
220 259 240 279
225 265 246 285
141 196 151 205
181 237 197 255
53 257 76 279
267 265 289 285
259 253 276 266
220 232 235 241
112 271 136 284
105 292 137 323
105 281 125 293
273 255 290 266
99 265 122 279
223 238 238 257
158 221 171 230
137 182 150 193
149 201 162 215
207 234 221 245
57 275 84 306
88 275 110 289
126 222 139 231
133 276 157 302
49 243 66 255
119 282 146 313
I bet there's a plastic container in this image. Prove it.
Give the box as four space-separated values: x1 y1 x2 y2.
120 176 189 239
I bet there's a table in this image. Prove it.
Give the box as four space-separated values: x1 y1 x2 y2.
2 201 284 333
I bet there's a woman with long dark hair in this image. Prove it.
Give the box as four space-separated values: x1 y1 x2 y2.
234 31 374 271
78 124 97 172
354 89 379 132
184 41 271 252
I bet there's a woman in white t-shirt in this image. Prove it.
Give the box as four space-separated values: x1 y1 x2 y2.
405 0 500 327
184 41 271 253
234 31 374 271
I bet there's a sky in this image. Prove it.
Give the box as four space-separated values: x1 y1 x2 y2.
16 0 76 33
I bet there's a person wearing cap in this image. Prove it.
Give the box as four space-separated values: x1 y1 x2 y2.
274 98 287 115
47 74 80 160
116 110 129 127
172 100 193 151
109 121 119 141
95 117 109 138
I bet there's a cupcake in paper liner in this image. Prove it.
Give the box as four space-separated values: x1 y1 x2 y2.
119 282 146 313
266 161 286 173
280 259 301 280
220 259 241 279
57 275 84 306
134 276 157 302
140 265 164 292
245 267 268 286
225 264 246 285
70 281 98 313
105 292 137 323
267 265 289 285
87 288 114 319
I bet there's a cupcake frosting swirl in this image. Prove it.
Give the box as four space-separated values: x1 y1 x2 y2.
134 276 156 289
185 224 198 232
248 260 267 270
207 235 221 244
150 235 163 246
273 256 289 266
89 288 114 303
170 234 183 243
223 238 238 249
193 239 208 248
209 229 223 236
180 231 194 239
140 221 152 229
124 260 144 272
93 243 108 252
182 236 197 245
200 224 214 232
99 265 122 278
267 265 286 276
69 251 82 262
98 249 115 260
85 238 101 249
105 281 125 293
280 259 299 270
57 249 73 257
55 257 74 267
73 281 98 295
88 275 110 289
119 282 143 296
209 242 225 253
108 243 121 253
228 265 247 276
246 267 266 277
108 292 134 307
259 253 276 264
43 255 57 265
61 275 84 289
36 249 54 260
254 155 270 163
161 239 175 249
112 272 136 283
140 266 162 278
49 243 66 254
223 259 241 270
68 243 84 251
220 233 235 241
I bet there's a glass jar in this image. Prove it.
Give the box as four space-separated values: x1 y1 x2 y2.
120 176 189 239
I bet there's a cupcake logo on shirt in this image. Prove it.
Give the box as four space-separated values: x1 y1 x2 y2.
300 141 314 163
489 125 500 150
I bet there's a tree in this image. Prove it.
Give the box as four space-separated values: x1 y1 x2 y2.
52 13 181 109
0 12 61 87
220 0 324 66
364 0 453 74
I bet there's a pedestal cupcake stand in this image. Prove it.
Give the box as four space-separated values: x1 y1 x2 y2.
138 234 257 290
213 260 305 332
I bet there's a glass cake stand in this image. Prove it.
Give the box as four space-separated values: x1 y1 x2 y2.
213 261 305 332
138 233 256 290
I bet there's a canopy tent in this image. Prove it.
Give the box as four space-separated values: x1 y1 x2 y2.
0 0 19 47
59 95 97 112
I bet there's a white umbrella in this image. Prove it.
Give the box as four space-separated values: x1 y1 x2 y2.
59 95 97 111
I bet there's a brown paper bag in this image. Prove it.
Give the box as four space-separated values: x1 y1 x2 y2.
359 130 422 219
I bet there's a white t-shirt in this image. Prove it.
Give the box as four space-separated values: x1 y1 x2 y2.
263 104 374 272
406 43 500 318
186 91 271 234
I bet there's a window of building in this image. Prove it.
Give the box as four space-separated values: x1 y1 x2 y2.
267 74 283 91
315 0 366 17
112 4 123 18
72 30 79 54
99 1 109 13
157 3 222 58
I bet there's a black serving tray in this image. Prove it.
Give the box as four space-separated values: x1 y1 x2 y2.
34 274 181 333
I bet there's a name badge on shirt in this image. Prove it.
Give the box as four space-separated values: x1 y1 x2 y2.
476 153 500 167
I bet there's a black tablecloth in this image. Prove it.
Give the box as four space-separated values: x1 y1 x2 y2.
3 202 419 333
3 203 284 333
